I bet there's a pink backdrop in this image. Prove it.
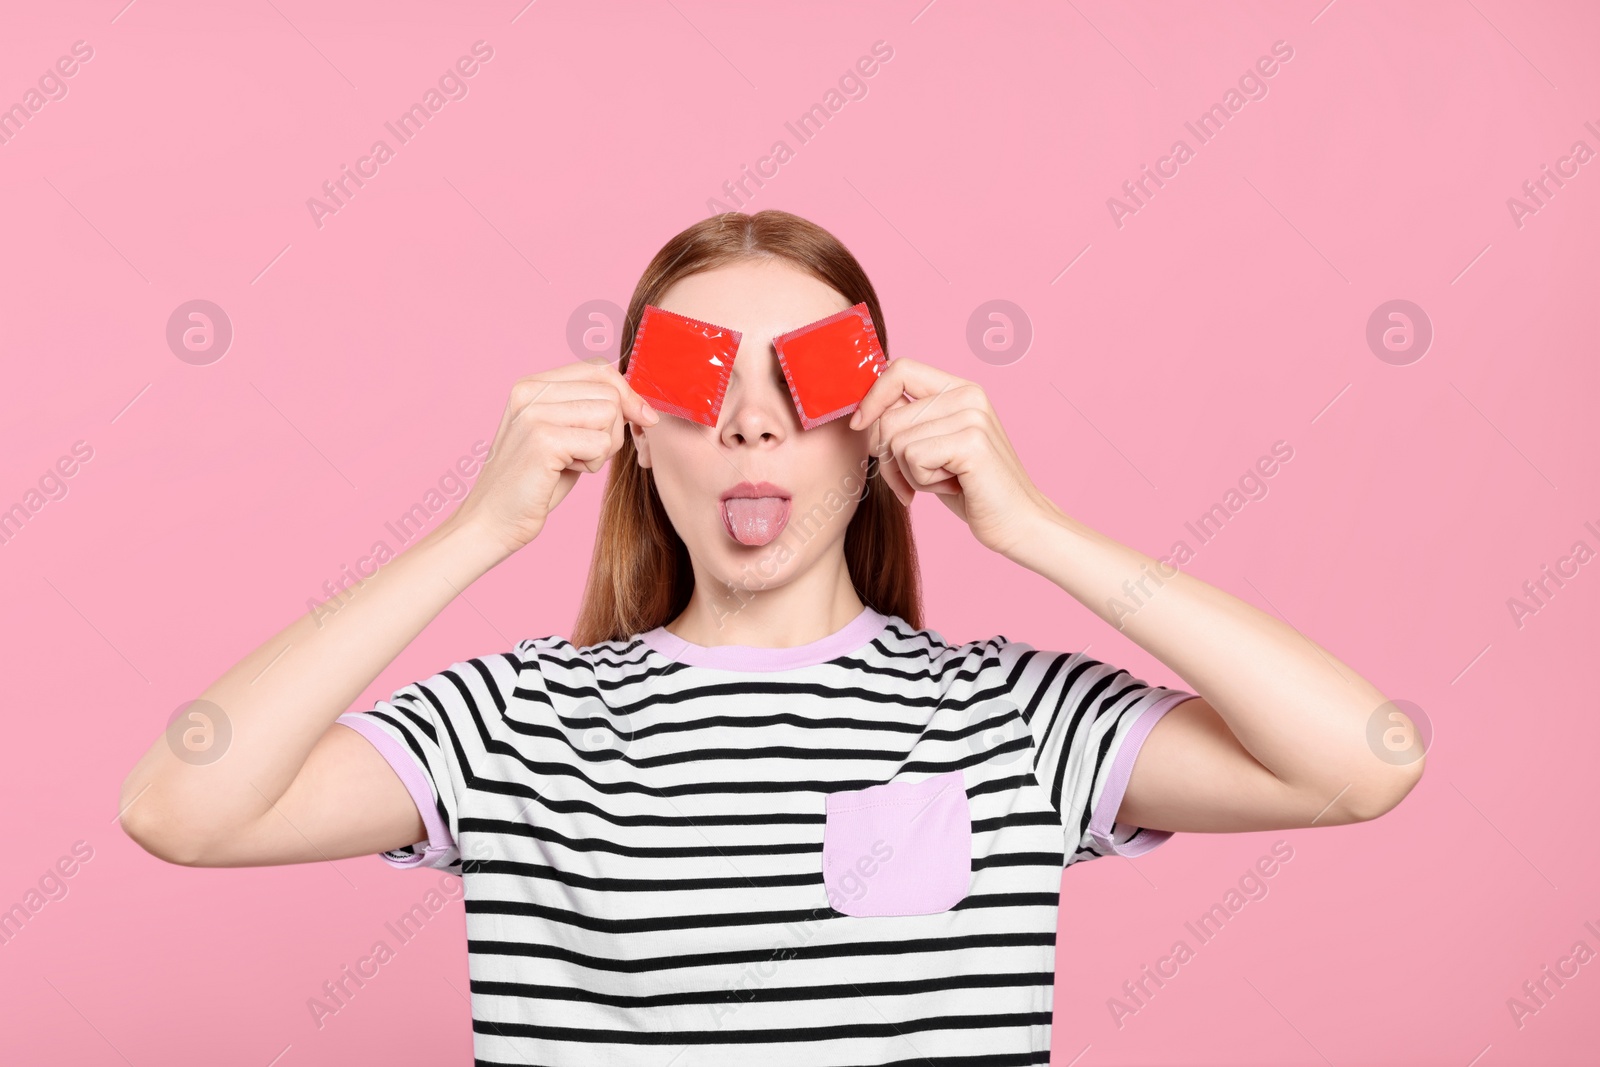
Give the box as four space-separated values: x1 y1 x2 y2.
3 1 1596 1063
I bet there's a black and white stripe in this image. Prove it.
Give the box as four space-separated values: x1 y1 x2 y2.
338 614 1193 1065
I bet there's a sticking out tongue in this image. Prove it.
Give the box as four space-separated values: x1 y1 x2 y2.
723 497 790 547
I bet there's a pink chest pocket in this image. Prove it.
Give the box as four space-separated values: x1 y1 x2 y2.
822 769 972 917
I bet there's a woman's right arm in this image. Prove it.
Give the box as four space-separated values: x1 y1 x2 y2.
118 517 511 867
118 363 657 867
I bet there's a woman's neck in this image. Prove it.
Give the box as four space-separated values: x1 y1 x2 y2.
663 567 865 649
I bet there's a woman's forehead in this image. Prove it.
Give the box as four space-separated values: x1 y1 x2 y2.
656 261 851 344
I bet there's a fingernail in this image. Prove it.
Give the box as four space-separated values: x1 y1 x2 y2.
644 404 659 423
848 411 860 429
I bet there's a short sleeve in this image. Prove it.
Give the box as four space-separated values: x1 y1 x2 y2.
336 651 520 874
993 637 1196 868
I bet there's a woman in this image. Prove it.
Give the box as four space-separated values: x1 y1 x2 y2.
119 209 1423 1063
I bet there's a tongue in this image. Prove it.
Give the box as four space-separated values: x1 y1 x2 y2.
724 497 789 546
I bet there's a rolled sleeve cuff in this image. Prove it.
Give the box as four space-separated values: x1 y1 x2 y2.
336 713 458 871
1087 690 1195 857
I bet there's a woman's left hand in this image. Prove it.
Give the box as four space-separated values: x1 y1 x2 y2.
848 357 1062 557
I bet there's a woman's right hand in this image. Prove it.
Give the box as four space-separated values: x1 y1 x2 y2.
452 361 659 553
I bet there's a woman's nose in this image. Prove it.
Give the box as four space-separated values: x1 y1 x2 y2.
719 354 793 446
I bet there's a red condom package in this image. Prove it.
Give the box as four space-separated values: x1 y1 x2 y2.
623 305 742 427
773 302 888 430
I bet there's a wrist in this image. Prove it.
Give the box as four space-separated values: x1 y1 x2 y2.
431 513 521 576
1001 500 1091 569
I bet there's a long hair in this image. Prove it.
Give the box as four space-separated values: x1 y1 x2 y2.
570 209 923 647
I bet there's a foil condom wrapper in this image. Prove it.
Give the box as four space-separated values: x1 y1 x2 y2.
773 302 887 430
623 304 741 427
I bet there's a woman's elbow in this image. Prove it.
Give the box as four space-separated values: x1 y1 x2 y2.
118 776 223 867
1349 753 1426 823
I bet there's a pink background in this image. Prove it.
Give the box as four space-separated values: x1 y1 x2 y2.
2 1 1596 1063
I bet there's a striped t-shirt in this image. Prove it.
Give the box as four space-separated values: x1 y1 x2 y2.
336 604 1194 1065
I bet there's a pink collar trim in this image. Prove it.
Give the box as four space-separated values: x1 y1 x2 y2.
639 606 890 672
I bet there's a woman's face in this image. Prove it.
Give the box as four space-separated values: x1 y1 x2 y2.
631 258 873 597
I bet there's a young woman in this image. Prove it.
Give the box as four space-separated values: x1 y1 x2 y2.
120 210 1423 1064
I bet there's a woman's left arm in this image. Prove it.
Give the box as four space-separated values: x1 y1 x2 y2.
851 358 1425 834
